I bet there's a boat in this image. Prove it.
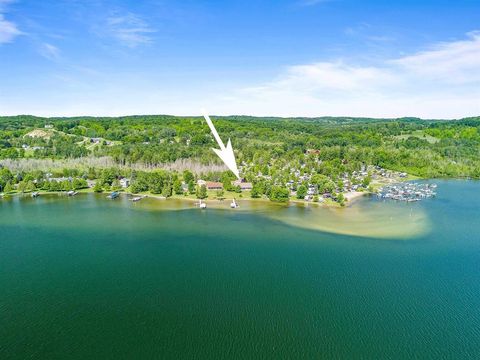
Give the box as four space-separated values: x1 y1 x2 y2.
198 199 207 209
107 191 119 199
130 196 142 202
67 190 78 196
230 198 239 209
31 192 39 198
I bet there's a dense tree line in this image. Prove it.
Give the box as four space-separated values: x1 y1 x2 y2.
1 114 480 182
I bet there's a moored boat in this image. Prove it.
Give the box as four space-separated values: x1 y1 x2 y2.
107 191 119 199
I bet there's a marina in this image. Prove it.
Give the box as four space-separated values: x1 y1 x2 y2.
378 182 437 202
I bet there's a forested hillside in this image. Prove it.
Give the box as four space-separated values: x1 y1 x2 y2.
1 115 479 178
0 115 479 205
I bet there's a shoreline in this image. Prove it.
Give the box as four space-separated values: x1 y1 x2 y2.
1 188 370 209
0 187 433 240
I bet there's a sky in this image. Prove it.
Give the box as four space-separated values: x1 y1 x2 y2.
0 0 479 118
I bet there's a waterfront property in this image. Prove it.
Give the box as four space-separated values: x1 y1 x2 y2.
232 180 253 190
206 181 223 190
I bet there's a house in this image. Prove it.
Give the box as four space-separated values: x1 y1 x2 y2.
206 181 223 190
119 178 130 188
44 124 54 129
197 179 207 186
232 180 253 190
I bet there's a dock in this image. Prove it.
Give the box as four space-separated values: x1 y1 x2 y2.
378 183 437 202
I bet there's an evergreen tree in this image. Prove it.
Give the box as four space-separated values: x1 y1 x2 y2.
17 181 26 193
4 181 12 194
161 183 172 198
26 180 36 192
183 170 194 184
297 184 307 199
173 179 183 195
188 180 195 194
93 182 103 193
196 184 207 199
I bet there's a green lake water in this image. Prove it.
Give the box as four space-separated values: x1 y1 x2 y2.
1 180 479 359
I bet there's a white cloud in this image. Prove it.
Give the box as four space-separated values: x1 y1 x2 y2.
0 1 21 44
39 43 61 61
392 31 480 84
104 12 155 48
215 31 480 119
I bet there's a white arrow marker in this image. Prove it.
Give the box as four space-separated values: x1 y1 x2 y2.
202 110 240 179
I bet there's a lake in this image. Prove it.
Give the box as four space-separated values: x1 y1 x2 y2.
1 180 479 359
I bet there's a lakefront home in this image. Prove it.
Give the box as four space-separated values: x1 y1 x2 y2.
206 182 223 190
119 178 130 188
232 180 253 190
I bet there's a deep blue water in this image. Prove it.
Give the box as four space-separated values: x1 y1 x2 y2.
0 180 479 359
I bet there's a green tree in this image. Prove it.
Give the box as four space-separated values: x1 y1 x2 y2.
62 180 73 191
0 168 13 190
196 184 207 199
161 183 172 198
173 179 183 195
269 186 289 203
49 180 61 191
17 181 26 193
183 170 194 184
111 179 121 191
4 181 13 194
221 172 235 191
187 180 195 194
72 178 87 190
250 183 261 198
297 184 307 199
26 180 36 192
100 168 117 185
362 175 372 188
93 182 103 193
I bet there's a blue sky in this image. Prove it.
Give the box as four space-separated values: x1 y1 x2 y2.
0 0 479 118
